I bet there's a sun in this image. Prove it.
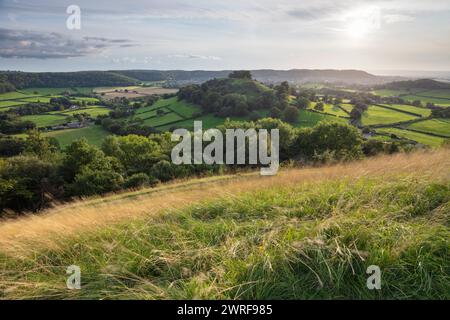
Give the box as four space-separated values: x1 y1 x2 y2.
345 20 372 39
343 6 381 40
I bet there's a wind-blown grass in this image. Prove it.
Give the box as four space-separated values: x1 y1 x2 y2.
0 149 449 299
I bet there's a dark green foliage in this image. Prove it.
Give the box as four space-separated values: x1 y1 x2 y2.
283 106 298 123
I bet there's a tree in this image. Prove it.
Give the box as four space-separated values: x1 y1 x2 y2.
61 139 119 182
228 70 252 80
283 106 299 123
269 107 282 119
314 102 324 112
101 135 165 175
0 155 61 212
296 97 310 109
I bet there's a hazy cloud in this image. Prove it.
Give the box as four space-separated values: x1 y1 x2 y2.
0 28 135 59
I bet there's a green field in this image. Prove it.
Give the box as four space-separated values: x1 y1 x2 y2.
21 114 68 128
340 103 354 113
17 96 59 103
415 89 450 99
377 127 447 147
0 100 28 108
378 104 432 117
361 105 418 126
406 118 450 137
42 125 111 148
401 95 450 107
143 112 184 127
20 87 94 95
0 91 36 101
309 102 349 117
61 107 110 117
297 109 347 128
165 98 201 118
70 97 100 104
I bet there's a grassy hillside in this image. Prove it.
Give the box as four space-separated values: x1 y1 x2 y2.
0 149 448 299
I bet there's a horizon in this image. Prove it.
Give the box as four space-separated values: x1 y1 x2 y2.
1 0 450 73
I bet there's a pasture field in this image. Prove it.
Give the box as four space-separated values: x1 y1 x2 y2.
70 97 100 104
415 89 450 100
21 87 94 95
377 127 446 147
401 95 450 107
0 91 36 101
61 107 110 117
165 98 201 118
142 112 183 127
361 105 418 126
340 103 353 113
42 125 111 148
309 102 349 117
378 104 432 117
17 96 58 103
0 100 28 108
0 150 448 299
297 109 347 128
21 114 68 128
373 89 409 97
406 118 450 137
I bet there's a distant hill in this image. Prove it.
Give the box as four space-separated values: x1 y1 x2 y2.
0 71 138 90
0 69 402 90
114 69 399 85
379 79 450 90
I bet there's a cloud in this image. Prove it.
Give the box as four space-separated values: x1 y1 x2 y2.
0 28 135 59
168 54 222 60
383 14 415 24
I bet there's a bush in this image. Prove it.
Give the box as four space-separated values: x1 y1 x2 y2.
70 169 124 196
124 173 158 189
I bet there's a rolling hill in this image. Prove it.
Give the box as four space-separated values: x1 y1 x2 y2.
0 149 448 299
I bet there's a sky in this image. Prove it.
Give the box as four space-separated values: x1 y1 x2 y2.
1 0 450 73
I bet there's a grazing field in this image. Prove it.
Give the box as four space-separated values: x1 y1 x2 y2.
340 103 354 113
70 97 100 104
415 89 450 100
401 95 450 107
0 100 28 108
406 118 450 137
297 109 347 127
42 125 111 148
21 114 68 128
143 112 183 127
0 91 35 101
21 87 94 95
377 127 446 147
17 96 57 103
0 150 448 299
378 104 432 117
361 105 418 126
309 102 349 117
61 107 110 117
165 98 201 118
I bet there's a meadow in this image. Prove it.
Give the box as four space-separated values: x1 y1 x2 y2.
377 127 446 147
42 125 111 148
309 102 349 117
378 104 431 117
20 114 68 128
0 149 448 299
361 105 418 126
406 119 450 137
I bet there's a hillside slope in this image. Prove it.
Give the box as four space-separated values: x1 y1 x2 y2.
0 149 449 299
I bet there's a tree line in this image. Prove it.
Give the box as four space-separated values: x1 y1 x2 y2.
0 119 411 215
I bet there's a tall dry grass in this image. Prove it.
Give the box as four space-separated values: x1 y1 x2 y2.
0 149 449 257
